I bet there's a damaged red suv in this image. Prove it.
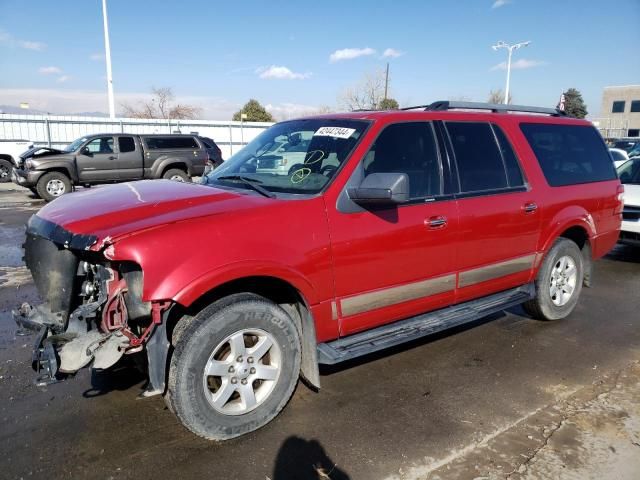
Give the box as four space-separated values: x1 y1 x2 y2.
16 101 622 440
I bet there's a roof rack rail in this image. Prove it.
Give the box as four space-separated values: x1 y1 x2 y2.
424 100 566 116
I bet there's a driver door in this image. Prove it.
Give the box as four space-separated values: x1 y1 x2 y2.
76 136 118 182
326 121 459 335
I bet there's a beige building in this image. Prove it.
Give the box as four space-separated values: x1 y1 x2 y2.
596 85 640 138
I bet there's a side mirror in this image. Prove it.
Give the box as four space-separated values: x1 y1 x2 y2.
348 172 409 205
81 146 91 156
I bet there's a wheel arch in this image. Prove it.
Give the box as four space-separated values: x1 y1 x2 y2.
172 274 321 389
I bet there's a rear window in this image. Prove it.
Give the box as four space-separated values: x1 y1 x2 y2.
118 136 136 153
520 124 617 187
144 136 199 149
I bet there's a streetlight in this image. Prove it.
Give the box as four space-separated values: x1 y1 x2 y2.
102 0 116 118
491 40 531 104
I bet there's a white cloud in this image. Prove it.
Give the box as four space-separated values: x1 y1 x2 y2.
382 48 404 58
329 47 376 63
492 0 511 8
56 75 71 83
38 66 62 75
257 65 311 80
0 30 47 51
490 58 546 71
19 40 47 51
265 102 325 120
89 53 104 62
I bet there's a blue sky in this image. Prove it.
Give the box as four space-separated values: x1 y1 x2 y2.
0 0 639 119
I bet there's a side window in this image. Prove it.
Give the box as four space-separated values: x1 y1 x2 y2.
520 124 617 187
492 125 525 187
85 136 114 154
364 122 441 199
145 136 199 149
446 122 508 192
118 136 136 153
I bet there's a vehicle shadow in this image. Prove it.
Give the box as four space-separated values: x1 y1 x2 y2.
272 436 351 480
82 354 147 398
605 243 640 264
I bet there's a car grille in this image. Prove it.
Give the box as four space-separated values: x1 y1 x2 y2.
622 206 640 221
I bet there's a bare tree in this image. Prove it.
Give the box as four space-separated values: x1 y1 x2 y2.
121 87 201 119
338 69 387 111
488 89 512 104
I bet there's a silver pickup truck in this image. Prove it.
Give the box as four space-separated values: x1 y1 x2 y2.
12 133 221 201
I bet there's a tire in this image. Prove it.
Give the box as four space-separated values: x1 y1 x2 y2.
523 238 584 321
0 159 12 183
36 171 72 202
163 169 190 182
166 293 301 440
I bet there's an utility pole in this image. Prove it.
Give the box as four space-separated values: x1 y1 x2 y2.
102 0 116 118
384 62 389 100
491 40 531 104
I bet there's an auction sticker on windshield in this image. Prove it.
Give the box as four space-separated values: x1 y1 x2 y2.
314 127 356 139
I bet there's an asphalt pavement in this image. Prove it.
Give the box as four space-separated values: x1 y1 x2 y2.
0 183 639 480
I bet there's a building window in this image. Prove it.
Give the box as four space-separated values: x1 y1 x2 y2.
628 129 640 137
630 100 640 113
612 101 625 113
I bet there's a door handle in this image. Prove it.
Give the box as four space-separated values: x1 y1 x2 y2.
426 215 447 229
108 156 117 160
522 202 538 214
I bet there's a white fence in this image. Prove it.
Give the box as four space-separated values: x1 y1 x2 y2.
0 114 273 159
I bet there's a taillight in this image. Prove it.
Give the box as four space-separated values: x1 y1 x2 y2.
615 184 625 215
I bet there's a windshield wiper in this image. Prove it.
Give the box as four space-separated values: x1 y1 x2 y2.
216 175 276 198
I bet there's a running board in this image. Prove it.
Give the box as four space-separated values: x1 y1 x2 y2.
317 284 535 364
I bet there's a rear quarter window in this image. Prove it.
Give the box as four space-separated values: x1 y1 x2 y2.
144 136 199 149
520 124 617 187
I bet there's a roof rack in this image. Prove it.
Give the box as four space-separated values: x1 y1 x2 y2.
401 100 566 116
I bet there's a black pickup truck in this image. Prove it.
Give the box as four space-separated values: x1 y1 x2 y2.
12 133 222 201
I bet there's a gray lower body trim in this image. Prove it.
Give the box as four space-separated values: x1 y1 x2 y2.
458 254 536 288
340 274 456 317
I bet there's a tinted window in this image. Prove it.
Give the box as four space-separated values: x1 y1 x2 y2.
364 122 441 199
617 158 640 185
612 101 625 113
446 122 508 192
493 125 525 187
145 136 199 149
521 124 617 186
118 136 136 153
85 136 114 154
631 101 640 113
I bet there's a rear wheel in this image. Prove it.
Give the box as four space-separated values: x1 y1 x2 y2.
523 238 584 321
36 171 71 202
0 159 12 183
166 293 301 440
163 168 190 182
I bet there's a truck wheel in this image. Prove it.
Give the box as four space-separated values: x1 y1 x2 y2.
163 169 190 182
0 159 12 183
523 238 584 321
166 293 301 440
36 172 71 202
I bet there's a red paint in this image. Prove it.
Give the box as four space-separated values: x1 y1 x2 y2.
33 110 621 344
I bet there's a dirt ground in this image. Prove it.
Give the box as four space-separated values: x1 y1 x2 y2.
0 183 639 480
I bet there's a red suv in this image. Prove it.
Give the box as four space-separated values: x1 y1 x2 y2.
16 101 622 440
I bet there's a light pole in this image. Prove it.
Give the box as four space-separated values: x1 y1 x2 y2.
491 40 530 104
102 0 116 118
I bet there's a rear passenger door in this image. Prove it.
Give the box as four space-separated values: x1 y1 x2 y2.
443 121 541 302
116 136 143 180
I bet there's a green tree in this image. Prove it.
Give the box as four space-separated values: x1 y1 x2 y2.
378 98 400 110
232 99 274 122
562 88 588 119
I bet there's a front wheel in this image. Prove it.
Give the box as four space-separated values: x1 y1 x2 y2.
0 159 12 183
36 171 71 202
166 293 301 440
523 238 584 321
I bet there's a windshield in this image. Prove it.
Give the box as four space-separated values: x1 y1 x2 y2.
617 158 640 185
65 136 89 152
203 119 369 195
